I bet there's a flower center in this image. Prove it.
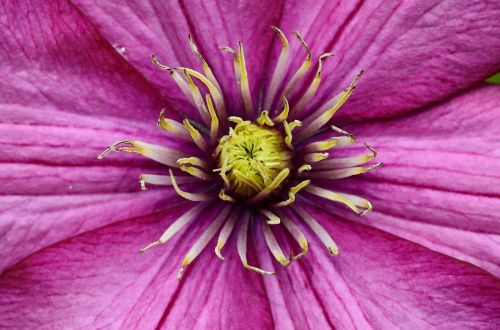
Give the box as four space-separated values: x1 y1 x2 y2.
217 122 291 199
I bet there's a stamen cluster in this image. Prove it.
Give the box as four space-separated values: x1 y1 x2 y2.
99 27 381 279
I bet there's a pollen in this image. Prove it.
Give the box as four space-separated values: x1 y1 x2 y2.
217 122 291 199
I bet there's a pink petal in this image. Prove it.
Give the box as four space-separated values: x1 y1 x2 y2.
316 84 500 276
0 0 167 123
263 202 500 328
72 0 285 116
0 203 272 329
0 191 183 273
279 0 500 121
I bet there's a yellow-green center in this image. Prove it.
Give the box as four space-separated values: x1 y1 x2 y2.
217 122 291 199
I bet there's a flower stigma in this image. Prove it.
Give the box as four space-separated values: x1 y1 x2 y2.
98 27 382 279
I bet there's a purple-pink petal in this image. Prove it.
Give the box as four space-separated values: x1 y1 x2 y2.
279 0 500 122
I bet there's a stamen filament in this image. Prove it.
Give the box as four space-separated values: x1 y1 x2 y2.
283 120 302 149
177 205 231 279
263 221 291 266
256 110 274 126
304 163 383 179
298 70 364 140
273 96 290 123
183 119 209 153
294 53 334 115
188 34 223 92
249 168 290 203
215 207 240 260
259 208 281 225
151 55 193 104
177 156 209 169
157 109 191 141
264 26 290 110
283 32 312 97
98 141 185 167
237 212 275 275
206 94 219 145
305 184 371 215
180 165 213 181
293 205 339 256
303 138 339 153
238 42 253 118
139 173 195 190
314 143 377 169
139 203 206 253
169 169 215 201
273 179 311 207
304 152 329 163
182 69 211 124
278 210 308 259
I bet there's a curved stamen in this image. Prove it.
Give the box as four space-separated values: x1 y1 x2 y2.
303 138 339 153
273 96 290 123
218 189 236 202
294 53 334 115
169 169 215 201
278 209 308 259
182 69 211 124
238 42 253 118
215 207 239 260
183 119 209 153
304 152 329 163
297 164 312 176
293 205 339 256
256 110 274 126
249 168 290 203
157 109 191 141
238 212 275 275
179 165 213 181
139 203 207 253
188 34 223 92
151 55 193 105
314 143 378 169
298 70 364 140
264 26 290 110
273 179 311 207
98 141 184 167
177 205 232 279
305 163 383 179
263 221 291 266
283 32 313 97
259 208 281 225
304 184 371 215
205 94 219 145
177 156 209 169
283 120 302 149
139 173 195 191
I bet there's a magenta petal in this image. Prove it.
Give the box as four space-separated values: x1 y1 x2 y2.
0 204 272 329
0 0 166 123
0 190 182 273
279 0 500 121
264 203 500 328
315 84 500 276
72 0 285 116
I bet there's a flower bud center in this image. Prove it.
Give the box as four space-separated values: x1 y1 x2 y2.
217 122 291 199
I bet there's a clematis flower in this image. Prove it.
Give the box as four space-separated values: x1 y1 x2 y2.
1 0 500 329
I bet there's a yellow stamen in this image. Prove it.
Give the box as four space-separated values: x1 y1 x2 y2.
205 93 219 145
169 169 214 201
283 32 312 97
188 34 222 92
264 26 290 110
238 42 253 118
294 53 334 114
256 110 274 126
283 120 302 149
304 152 329 163
273 96 290 123
157 109 191 141
177 157 209 169
297 164 312 175
182 69 210 124
179 165 212 181
273 179 311 207
183 119 209 153
259 208 281 225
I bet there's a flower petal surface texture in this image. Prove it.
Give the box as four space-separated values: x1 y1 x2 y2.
1 0 500 329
